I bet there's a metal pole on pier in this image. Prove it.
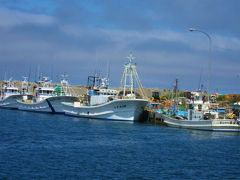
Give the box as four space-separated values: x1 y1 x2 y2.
175 78 178 105
189 28 212 102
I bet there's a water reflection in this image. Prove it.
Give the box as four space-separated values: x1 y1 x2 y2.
187 129 240 139
151 123 240 139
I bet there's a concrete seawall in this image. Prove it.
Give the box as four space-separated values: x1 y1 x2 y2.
139 109 165 124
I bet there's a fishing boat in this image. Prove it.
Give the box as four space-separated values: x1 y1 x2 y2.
46 73 80 114
16 77 56 113
0 78 22 109
160 79 240 132
161 108 240 132
161 91 240 132
61 54 149 121
20 76 33 102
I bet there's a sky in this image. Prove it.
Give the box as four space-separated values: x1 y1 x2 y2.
0 0 240 94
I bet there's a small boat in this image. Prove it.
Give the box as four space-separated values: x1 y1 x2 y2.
160 81 240 132
60 54 149 122
0 78 22 109
161 109 240 132
16 77 56 113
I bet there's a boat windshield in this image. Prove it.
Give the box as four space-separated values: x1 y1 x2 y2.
39 90 54 94
6 89 18 93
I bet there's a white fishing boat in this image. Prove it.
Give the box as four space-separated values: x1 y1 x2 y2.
61 54 149 121
46 73 80 114
16 77 55 113
0 78 22 109
160 80 240 132
161 109 240 132
20 76 33 102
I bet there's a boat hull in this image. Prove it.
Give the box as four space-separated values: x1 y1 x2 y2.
16 99 53 113
62 99 148 122
211 119 240 132
0 95 23 110
47 96 80 114
161 114 240 132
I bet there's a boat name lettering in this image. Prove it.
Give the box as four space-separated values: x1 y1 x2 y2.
114 105 126 109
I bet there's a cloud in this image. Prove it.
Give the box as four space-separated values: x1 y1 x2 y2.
214 35 240 51
0 1 240 93
54 0 239 34
0 7 55 28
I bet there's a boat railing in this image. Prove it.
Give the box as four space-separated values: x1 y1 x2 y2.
212 119 239 125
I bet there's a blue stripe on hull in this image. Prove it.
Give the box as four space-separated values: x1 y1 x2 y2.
0 106 18 110
64 114 134 122
18 109 54 114
213 129 240 132
45 99 56 113
17 109 65 114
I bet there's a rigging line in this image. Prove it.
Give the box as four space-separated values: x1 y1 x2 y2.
118 68 126 96
133 69 147 99
198 67 203 90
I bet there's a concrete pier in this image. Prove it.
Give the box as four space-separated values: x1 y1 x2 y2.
139 109 165 125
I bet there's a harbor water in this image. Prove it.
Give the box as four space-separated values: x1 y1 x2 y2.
0 109 240 179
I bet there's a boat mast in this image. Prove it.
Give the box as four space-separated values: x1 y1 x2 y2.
127 54 135 97
22 76 28 95
119 53 147 99
61 73 69 96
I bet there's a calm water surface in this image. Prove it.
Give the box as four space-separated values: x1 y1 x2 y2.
0 109 240 179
